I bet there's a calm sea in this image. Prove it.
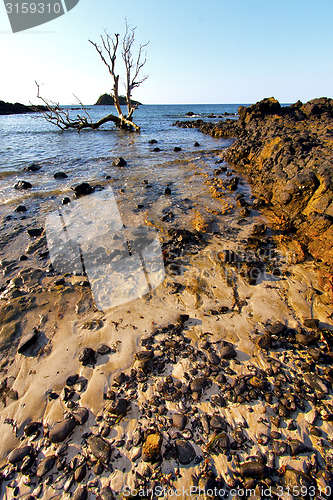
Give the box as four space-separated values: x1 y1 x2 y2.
0 104 246 223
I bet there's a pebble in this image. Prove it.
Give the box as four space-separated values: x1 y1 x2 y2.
72 486 88 500
175 439 196 464
220 345 237 359
105 398 128 416
54 172 68 179
78 347 97 366
97 344 111 355
7 446 31 464
71 407 89 425
87 435 112 464
238 461 269 479
71 182 94 197
36 455 56 478
172 413 187 431
49 418 76 443
98 486 115 500
142 432 162 462
111 157 127 167
14 180 32 190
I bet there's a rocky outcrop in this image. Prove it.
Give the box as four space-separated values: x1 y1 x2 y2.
95 93 141 106
0 100 46 115
176 97 333 267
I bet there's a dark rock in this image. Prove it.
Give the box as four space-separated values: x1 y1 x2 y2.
220 345 237 359
105 398 128 416
113 372 126 386
24 422 42 436
66 374 79 386
177 314 189 324
190 377 206 392
273 440 290 456
78 347 97 366
290 439 311 456
71 183 94 197
97 344 111 355
149 139 158 144
49 418 76 443
73 486 88 500
36 455 56 477
165 187 172 195
17 328 39 354
194 142 200 147
238 461 269 479
27 228 43 237
173 413 187 431
185 111 195 116
7 446 31 464
97 486 115 500
95 94 141 106
210 415 227 431
175 439 196 464
23 163 41 172
74 464 86 482
54 172 68 179
87 435 112 464
304 373 329 394
303 318 319 329
62 197 71 205
14 181 32 190
153 147 161 152
174 147 182 152
267 322 287 335
15 205 27 212
111 157 127 167
71 407 89 425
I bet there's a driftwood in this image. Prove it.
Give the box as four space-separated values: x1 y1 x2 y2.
35 25 148 133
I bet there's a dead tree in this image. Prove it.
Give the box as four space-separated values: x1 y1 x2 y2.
35 25 148 132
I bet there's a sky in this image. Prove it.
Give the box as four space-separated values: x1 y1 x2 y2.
1 0 333 105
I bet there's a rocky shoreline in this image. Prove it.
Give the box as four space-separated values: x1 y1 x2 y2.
1 107 333 499
175 97 333 276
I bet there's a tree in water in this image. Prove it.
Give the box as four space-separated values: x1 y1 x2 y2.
36 24 148 132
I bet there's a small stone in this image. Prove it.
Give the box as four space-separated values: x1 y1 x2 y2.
14 181 32 190
72 183 94 197
304 373 328 394
24 163 41 172
87 435 112 464
267 322 287 335
142 432 163 462
175 439 196 465
190 377 206 392
273 440 290 456
173 414 187 431
62 197 71 205
303 318 319 329
49 418 76 443
7 446 31 464
105 398 128 416
153 147 161 152
78 347 97 366
174 147 182 152
15 205 27 212
210 415 227 431
54 172 68 179
111 157 127 167
94 461 104 475
17 328 39 354
165 187 171 195
66 374 79 386
238 461 269 479
207 350 220 365
249 376 265 390
24 422 42 436
194 142 200 147
97 344 111 355
149 139 158 144
27 228 43 237
290 439 311 456
113 372 126 386
98 486 115 500
36 455 56 477
71 407 89 425
284 469 311 491
73 486 88 500
74 464 86 483
220 345 237 359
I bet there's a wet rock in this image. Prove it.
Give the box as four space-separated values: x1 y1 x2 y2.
238 461 269 479
7 446 31 464
194 142 200 147
165 187 171 195
73 486 88 500
87 435 112 464
273 440 290 456
14 180 32 190
174 147 182 152
207 350 220 365
62 197 71 205
97 486 115 500
249 376 265 390
284 469 312 490
175 439 196 464
17 328 39 354
201 414 210 434
71 182 94 197
111 157 127 167
78 347 97 366
49 418 76 443
24 163 41 172
36 455 56 477
149 139 158 144
105 398 128 416
142 432 163 462
173 414 187 431
210 415 227 432
153 147 161 152
220 345 237 359
54 172 68 179
71 407 89 425
190 377 206 393
113 372 126 386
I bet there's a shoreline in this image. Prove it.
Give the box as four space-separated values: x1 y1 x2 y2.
0 109 333 498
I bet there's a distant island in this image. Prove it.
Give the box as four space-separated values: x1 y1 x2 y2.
95 93 142 106
0 100 46 115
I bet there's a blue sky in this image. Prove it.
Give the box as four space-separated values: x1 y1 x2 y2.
1 0 332 104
